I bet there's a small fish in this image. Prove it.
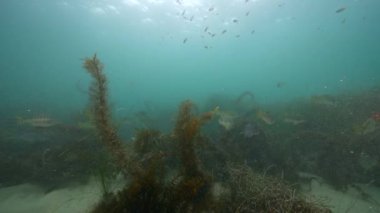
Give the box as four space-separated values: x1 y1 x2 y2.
246 11 250 16
251 29 255 34
335 7 346 13
235 34 240 38
283 118 305 125
256 110 274 125
209 6 214 12
276 81 286 88
17 116 58 128
189 15 194 21
204 26 208 32
181 10 186 16
183 38 188 43
221 29 227 34
341 18 346 24
310 95 337 107
245 0 249 3
232 19 238 23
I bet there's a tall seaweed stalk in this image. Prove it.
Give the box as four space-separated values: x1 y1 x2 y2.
83 54 136 177
174 100 212 177
84 56 215 211
170 100 214 211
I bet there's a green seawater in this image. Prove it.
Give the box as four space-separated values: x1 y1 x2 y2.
1 1 380 212
1 0 379 116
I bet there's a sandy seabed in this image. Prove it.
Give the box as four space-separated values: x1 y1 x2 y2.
0 178 380 213
0 179 102 213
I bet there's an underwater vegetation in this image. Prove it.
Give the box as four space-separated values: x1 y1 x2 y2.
84 54 216 212
82 54 330 212
223 164 330 212
3 56 380 212
83 54 134 178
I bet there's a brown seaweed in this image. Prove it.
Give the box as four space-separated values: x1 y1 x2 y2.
84 54 332 212
83 54 139 177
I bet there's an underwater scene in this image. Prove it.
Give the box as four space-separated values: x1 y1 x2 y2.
1 0 380 212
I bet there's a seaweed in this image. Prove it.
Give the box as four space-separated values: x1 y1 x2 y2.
83 54 138 177
83 54 334 212
85 56 215 212
133 129 162 155
92 153 166 213
167 100 214 211
222 164 331 213
84 54 165 212
173 100 212 177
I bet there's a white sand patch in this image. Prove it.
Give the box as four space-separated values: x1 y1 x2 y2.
0 180 102 213
303 179 380 213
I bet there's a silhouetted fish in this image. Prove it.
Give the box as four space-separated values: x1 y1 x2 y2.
221 29 227 34
336 7 346 13
276 81 286 88
183 38 188 43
